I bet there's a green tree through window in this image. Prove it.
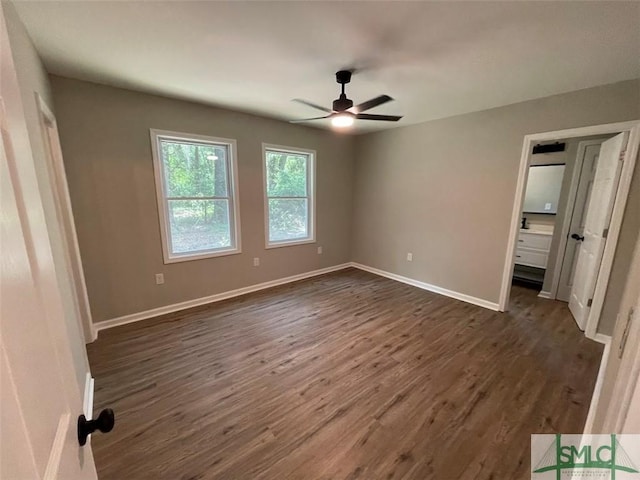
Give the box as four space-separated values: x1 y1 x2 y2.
265 147 313 245
152 131 239 261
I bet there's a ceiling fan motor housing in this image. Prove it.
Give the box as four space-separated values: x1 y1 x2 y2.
333 94 353 112
333 70 354 112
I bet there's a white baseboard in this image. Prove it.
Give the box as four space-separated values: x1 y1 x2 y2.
592 333 612 345
350 262 500 311
538 290 553 299
584 336 611 433
95 263 352 333
83 372 94 419
86 325 98 344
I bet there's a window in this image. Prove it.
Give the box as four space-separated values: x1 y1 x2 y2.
263 144 315 247
150 130 240 263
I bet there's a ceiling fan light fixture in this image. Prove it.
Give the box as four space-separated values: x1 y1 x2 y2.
331 113 355 128
290 71 402 125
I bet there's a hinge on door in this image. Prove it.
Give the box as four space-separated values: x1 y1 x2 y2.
603 228 609 239
619 150 626 161
587 298 593 307
619 307 635 359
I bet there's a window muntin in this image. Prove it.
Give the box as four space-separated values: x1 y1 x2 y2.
151 130 240 262
263 145 315 247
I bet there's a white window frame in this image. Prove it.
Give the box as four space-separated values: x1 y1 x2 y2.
150 129 241 263
262 143 316 248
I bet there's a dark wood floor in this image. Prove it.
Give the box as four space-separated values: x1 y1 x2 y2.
87 268 603 480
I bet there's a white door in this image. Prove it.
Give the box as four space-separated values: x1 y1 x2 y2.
557 143 601 302
569 132 628 329
0 10 98 480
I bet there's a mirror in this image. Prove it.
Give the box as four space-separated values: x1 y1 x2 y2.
522 164 565 214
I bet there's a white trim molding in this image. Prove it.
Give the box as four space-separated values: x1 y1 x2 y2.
36 93 97 343
538 290 553 299
95 261 502 334
583 336 611 434
351 262 500 311
593 333 612 345
95 263 351 333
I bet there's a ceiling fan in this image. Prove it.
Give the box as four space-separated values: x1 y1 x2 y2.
291 70 402 128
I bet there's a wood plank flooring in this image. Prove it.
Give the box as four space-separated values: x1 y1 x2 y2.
87 268 603 479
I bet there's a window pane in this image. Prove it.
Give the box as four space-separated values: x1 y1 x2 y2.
168 199 231 254
265 151 307 197
268 198 308 242
161 140 228 197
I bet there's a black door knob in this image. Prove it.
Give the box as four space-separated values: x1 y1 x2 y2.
571 233 585 242
78 408 115 446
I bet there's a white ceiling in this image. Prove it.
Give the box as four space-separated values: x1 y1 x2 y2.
13 1 640 134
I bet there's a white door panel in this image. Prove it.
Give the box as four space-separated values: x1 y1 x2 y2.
1 7 98 478
557 144 599 302
568 133 627 329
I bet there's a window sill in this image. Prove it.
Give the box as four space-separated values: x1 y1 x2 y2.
163 247 242 264
265 238 316 249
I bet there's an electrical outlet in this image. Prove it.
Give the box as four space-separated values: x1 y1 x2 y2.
155 273 164 285
253 257 260 267
544 202 552 211
407 253 413 262
317 246 323 254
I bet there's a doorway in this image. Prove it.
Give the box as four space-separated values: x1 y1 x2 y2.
500 121 640 340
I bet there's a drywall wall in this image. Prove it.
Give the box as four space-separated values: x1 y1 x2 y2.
4 3 89 394
352 79 640 309
50 76 355 323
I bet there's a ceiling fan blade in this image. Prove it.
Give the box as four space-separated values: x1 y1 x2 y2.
292 98 333 113
356 113 402 122
353 95 393 113
289 115 331 123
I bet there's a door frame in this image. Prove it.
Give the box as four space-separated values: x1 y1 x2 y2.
546 139 607 300
36 93 96 342
498 120 640 340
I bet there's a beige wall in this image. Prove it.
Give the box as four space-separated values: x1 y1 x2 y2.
50 76 355 323
351 79 640 309
4 4 89 393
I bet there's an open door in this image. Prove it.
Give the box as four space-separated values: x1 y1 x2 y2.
569 132 628 329
0 8 98 479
